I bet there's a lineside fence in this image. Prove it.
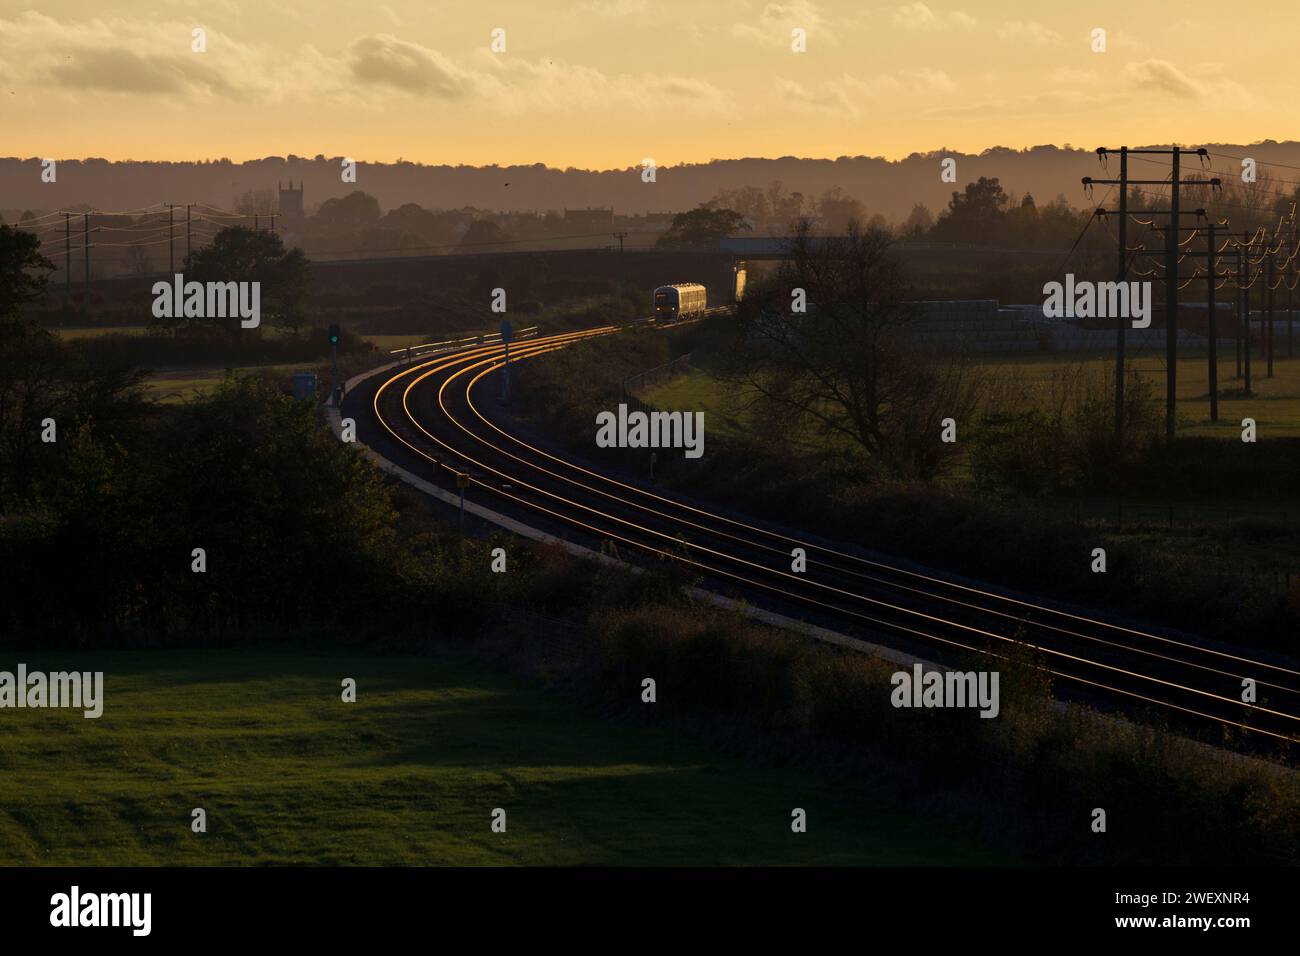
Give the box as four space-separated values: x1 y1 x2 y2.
621 352 693 402
489 602 591 666
388 325 540 363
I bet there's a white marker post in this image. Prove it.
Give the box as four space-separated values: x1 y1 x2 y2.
457 471 469 534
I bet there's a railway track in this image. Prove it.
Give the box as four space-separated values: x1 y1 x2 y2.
348 327 1300 748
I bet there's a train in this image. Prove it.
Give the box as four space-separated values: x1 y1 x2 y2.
652 283 707 321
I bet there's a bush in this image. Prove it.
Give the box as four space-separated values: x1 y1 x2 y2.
570 602 1300 864
970 362 1161 495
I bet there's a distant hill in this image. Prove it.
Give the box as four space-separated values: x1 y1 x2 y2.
4 142 1298 224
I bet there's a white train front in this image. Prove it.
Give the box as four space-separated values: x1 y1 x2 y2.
652 283 707 321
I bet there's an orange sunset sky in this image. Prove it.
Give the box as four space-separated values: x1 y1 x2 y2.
1 0 1296 168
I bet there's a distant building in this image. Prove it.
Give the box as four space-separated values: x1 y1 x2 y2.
279 180 305 246
563 207 614 232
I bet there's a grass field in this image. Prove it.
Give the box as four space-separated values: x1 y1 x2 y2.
143 363 306 402
979 349 1300 437
53 326 150 339
56 329 481 400
642 350 1300 438
0 649 1005 866
363 333 445 352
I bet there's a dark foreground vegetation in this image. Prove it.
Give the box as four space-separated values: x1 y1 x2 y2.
1 314 1295 864
3 648 1003 866
5 220 1299 866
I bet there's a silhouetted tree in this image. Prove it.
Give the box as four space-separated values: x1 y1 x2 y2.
707 185 769 226
314 190 383 226
933 177 1011 243
816 186 866 232
179 226 310 333
766 180 808 226
720 219 982 478
0 225 54 317
656 206 749 249
0 316 147 506
234 188 277 217
900 202 934 239
459 219 513 252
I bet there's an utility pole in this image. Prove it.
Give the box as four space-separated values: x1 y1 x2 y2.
1266 248 1275 378
1084 147 1215 442
269 214 277 235
1148 218 1215 421
1242 231 1253 394
1235 234 1244 379
167 203 177 274
82 214 90 309
613 231 628 254
1115 147 1128 438
186 203 194 265
1288 212 1296 359
1207 219 1220 422
1165 148 1179 442
64 213 71 296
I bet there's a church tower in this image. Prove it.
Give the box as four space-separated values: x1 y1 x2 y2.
278 179 305 246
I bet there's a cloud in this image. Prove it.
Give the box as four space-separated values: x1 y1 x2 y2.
996 21 1062 46
904 67 956 93
345 34 471 96
778 71 969 120
48 46 194 95
160 0 243 16
733 1 835 47
891 3 975 32
0 11 318 102
775 77 860 118
1123 59 1200 99
1048 67 1097 85
922 86 1097 120
474 52 732 115
0 13 732 118
578 0 650 17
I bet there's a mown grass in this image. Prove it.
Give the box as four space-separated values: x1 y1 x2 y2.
637 371 751 441
0 649 1005 866
143 363 307 402
977 349 1300 437
53 326 151 340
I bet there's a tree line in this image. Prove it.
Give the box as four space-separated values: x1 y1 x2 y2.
0 224 411 641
